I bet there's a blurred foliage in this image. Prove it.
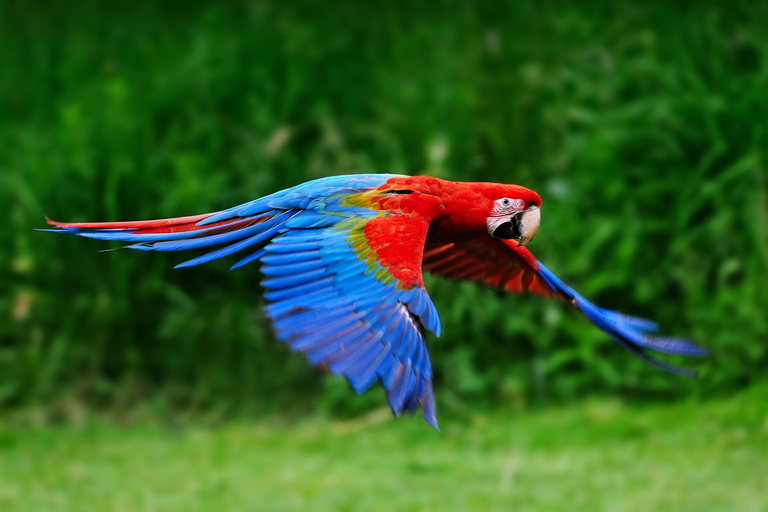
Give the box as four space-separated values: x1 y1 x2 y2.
1 0 766 421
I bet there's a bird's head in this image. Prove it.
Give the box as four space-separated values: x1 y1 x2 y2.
429 180 542 245
484 190 541 246
374 177 542 246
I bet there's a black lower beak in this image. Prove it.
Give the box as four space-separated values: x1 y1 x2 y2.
491 213 523 241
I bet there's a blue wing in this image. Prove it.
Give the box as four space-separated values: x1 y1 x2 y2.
45 173 443 429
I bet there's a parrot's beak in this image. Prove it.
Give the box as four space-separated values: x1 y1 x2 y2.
515 206 540 246
490 207 540 245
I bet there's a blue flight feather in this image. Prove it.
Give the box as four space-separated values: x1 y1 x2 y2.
305 324 370 365
260 258 327 277
263 278 336 303
377 354 397 388
230 248 268 270
389 362 415 415
345 344 390 394
174 220 289 268
262 268 329 291
260 250 321 266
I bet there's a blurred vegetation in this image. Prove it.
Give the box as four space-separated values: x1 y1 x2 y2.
1 0 767 422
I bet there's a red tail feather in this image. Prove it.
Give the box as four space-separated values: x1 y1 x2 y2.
45 211 275 237
46 213 215 232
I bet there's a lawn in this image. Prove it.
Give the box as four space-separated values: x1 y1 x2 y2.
0 385 765 512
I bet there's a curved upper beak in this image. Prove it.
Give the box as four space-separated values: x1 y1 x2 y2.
516 206 540 246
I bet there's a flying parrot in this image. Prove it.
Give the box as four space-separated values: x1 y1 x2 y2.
45 174 706 429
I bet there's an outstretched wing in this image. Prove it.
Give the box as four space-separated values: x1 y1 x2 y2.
423 238 707 375
262 213 440 429
44 174 442 428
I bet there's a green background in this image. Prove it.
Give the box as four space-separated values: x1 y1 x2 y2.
1 1 766 510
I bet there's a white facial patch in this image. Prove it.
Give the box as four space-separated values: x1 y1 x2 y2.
491 198 525 217
488 197 526 237
486 215 511 236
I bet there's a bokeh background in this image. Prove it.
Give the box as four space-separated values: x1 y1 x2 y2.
2 0 767 510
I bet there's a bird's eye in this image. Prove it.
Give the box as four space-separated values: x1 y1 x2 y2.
501 198 511 207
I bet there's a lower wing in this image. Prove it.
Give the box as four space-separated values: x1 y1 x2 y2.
422 238 707 376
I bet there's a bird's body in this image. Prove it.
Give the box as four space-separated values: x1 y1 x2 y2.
46 174 705 429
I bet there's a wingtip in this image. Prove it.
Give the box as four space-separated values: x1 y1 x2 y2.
629 332 709 358
646 336 710 358
424 413 440 432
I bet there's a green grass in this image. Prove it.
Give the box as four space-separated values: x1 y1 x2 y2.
1 385 766 512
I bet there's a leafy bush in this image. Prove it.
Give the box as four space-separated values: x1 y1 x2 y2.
1 0 766 420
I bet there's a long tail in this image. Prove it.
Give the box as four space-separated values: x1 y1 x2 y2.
43 208 299 270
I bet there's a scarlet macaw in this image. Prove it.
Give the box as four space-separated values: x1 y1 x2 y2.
45 174 706 429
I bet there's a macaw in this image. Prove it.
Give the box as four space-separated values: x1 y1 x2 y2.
45 174 706 429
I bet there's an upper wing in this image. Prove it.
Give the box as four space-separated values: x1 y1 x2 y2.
44 174 442 429
42 174 402 269
423 238 707 375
